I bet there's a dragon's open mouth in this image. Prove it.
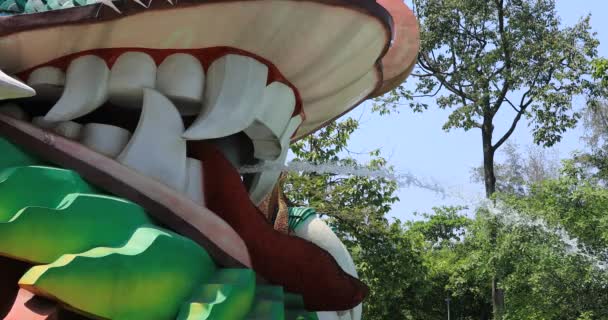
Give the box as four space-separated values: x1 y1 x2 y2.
0 0 419 318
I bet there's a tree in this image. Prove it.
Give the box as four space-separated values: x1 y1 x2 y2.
376 1 599 317
377 0 598 197
494 174 608 319
470 141 560 196
568 58 608 183
284 117 430 319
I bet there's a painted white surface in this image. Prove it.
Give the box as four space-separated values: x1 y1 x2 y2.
44 55 109 121
117 88 187 191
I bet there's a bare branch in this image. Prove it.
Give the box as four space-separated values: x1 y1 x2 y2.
491 0 512 115
504 97 521 113
493 103 527 152
418 52 476 103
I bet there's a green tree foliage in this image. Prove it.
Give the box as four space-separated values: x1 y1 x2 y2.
569 58 608 183
375 2 599 316
377 0 598 197
470 141 560 196
285 115 608 319
494 173 608 319
284 118 428 319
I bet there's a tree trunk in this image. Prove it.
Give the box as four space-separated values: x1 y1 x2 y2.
482 127 496 197
492 277 505 320
482 120 505 320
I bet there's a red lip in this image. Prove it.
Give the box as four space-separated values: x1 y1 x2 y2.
190 140 368 310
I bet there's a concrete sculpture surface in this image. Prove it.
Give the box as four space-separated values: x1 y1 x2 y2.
0 0 419 318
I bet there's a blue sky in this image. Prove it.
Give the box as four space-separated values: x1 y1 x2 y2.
340 0 608 221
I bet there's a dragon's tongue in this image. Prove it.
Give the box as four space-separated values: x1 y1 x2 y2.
188 140 368 311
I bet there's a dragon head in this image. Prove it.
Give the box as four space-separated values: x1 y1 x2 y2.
0 1 418 319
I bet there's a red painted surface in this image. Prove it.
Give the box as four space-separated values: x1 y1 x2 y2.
189 141 368 311
4 289 58 320
4 289 89 320
374 0 419 95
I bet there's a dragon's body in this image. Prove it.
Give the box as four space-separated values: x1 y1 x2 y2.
0 0 419 318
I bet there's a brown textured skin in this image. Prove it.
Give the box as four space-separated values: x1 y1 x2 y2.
274 195 290 235
189 141 368 311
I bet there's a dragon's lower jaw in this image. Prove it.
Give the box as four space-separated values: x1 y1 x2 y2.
0 47 365 318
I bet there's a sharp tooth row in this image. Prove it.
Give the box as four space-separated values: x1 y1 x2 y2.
156 53 205 115
30 52 208 119
44 55 110 122
182 54 268 140
0 103 29 121
108 52 157 108
248 115 303 205
116 88 188 192
32 116 58 129
53 121 82 140
27 66 65 101
19 52 301 209
80 123 131 157
0 69 35 100
181 54 297 162
243 82 296 161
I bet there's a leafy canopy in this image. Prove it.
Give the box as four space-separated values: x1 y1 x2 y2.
378 0 598 148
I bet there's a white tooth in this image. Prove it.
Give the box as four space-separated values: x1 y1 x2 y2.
185 158 205 206
53 121 82 140
248 116 302 205
80 123 131 157
0 103 29 121
182 54 268 140
337 311 352 320
0 69 36 100
32 116 58 129
26 66 65 101
351 304 362 320
108 52 157 108
156 53 205 115
44 55 109 122
117 88 187 191
244 82 296 161
317 312 341 320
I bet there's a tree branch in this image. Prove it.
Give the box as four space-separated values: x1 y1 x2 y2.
418 52 476 103
491 0 512 115
492 107 525 152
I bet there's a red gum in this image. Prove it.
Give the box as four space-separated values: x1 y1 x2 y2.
189 140 368 311
15 47 305 124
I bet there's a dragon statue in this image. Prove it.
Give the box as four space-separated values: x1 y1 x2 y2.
0 0 419 319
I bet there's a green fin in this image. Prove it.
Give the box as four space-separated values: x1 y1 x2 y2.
19 226 216 320
0 193 151 263
246 286 286 320
0 138 42 170
0 137 322 320
284 293 318 320
177 269 256 320
0 166 96 221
